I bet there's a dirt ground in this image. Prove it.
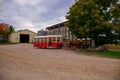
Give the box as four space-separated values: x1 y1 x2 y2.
0 44 120 80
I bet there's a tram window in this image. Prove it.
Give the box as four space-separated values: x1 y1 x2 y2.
36 38 38 42
41 38 43 42
53 37 56 42
39 38 41 42
45 38 47 42
57 37 60 42
34 38 36 42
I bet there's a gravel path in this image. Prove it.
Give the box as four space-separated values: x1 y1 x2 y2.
0 44 120 80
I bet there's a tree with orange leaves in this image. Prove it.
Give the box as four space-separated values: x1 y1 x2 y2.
0 23 14 42
0 23 9 35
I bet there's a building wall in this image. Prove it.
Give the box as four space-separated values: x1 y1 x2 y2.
9 29 37 43
9 32 19 43
46 22 76 40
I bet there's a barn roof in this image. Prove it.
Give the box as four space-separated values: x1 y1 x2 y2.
13 29 37 34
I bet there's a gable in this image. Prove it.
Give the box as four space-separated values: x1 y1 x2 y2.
12 29 37 35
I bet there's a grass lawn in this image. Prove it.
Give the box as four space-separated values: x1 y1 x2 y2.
0 42 15 45
80 50 120 59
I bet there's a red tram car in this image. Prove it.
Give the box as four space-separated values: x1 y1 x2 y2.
33 35 63 49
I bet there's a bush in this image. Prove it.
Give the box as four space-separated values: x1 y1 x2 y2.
104 44 120 50
1 40 7 43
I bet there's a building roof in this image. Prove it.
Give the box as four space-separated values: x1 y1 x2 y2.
13 29 37 34
46 21 67 29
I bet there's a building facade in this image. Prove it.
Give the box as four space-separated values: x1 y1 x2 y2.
46 21 95 48
9 29 37 43
46 21 76 40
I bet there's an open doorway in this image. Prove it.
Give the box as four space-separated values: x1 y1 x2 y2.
20 34 29 43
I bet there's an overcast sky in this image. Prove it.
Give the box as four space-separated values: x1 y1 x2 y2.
0 0 75 32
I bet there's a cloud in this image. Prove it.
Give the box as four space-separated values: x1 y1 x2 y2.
0 0 75 32
0 0 3 2
13 0 43 5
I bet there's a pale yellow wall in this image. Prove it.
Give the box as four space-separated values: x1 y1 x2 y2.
9 29 37 43
9 32 19 43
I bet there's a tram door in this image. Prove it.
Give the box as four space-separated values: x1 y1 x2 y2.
49 37 52 46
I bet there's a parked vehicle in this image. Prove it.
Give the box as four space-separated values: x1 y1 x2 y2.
33 35 63 49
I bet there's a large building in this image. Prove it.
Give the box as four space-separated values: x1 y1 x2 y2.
46 21 95 48
46 21 76 40
9 29 37 43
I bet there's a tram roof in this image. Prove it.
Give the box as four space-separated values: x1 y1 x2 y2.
34 35 62 38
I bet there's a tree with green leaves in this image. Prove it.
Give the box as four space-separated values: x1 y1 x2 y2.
4 25 15 42
66 0 120 46
8 25 15 34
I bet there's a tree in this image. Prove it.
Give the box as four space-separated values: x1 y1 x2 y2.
111 3 120 43
0 23 15 42
0 23 9 35
8 25 15 34
66 0 120 46
0 23 15 35
4 25 15 42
